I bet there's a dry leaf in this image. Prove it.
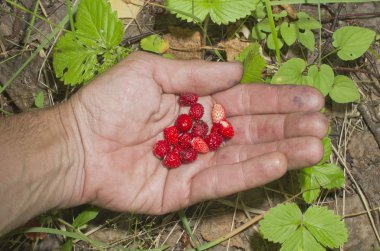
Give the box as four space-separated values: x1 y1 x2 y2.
218 38 250 62
109 0 144 19
163 26 202 60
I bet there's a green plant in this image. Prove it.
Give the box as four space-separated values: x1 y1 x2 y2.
53 0 130 86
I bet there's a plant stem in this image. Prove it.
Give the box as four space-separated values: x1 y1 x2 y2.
23 0 40 48
202 15 210 59
264 0 282 66
317 0 322 66
66 0 76 34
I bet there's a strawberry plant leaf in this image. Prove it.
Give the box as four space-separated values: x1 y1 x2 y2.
271 58 312 85
295 12 321 30
332 26 376 61
281 227 324 251
299 167 321 204
53 0 127 85
236 43 266 83
307 64 334 96
166 0 260 25
304 206 348 248
314 163 345 190
329 75 360 103
319 137 332 164
140 35 169 54
280 22 297 46
298 29 315 51
259 203 302 244
72 207 99 229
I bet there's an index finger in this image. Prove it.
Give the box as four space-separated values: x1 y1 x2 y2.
212 84 324 115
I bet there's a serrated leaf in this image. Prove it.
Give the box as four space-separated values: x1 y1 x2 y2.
280 227 324 251
259 203 302 244
319 137 332 164
280 22 297 46
236 43 266 83
314 164 345 189
166 0 260 25
307 64 334 96
271 58 311 85
140 35 169 54
53 0 127 85
304 206 348 248
267 33 284 50
299 167 321 204
296 12 321 30
76 0 123 49
333 26 376 61
329 75 360 103
72 207 99 229
34 91 45 108
298 29 315 51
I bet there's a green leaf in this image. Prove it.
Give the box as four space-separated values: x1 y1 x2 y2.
72 207 99 229
280 22 297 46
259 203 302 244
281 227 324 251
257 19 271 33
271 58 311 85
304 206 348 248
166 0 260 25
333 26 376 61
236 43 266 83
273 10 287 21
329 75 360 103
34 91 45 108
252 26 267 40
299 167 321 204
53 0 127 85
267 33 284 50
76 0 123 49
252 2 266 19
319 137 332 164
298 29 315 51
296 12 321 30
140 35 169 54
61 239 73 251
307 64 334 96
314 164 345 190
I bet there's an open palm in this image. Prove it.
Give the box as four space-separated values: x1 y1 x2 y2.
69 52 327 214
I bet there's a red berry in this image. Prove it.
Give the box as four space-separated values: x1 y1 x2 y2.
172 145 183 156
176 114 193 132
179 93 198 106
211 123 222 134
205 133 223 151
220 120 234 139
191 120 209 138
153 140 170 159
212 103 226 123
178 133 193 148
191 137 209 153
189 103 204 120
164 126 179 145
180 148 198 163
163 150 182 168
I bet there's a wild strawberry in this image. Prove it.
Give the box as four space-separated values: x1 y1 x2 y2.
212 103 226 123
178 133 193 148
163 150 182 168
205 133 223 151
189 103 204 120
191 137 209 153
164 126 179 145
179 93 198 106
211 123 222 134
176 114 193 132
172 145 183 155
180 148 198 163
220 119 234 139
191 120 209 138
153 140 170 159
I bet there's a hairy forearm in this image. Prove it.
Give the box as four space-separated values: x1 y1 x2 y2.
0 102 83 236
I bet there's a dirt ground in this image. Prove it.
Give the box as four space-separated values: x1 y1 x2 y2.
1 1 380 250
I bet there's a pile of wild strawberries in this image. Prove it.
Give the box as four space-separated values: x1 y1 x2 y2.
153 93 234 168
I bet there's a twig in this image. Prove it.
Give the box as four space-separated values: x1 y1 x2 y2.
357 102 380 148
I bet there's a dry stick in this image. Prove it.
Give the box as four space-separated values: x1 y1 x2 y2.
322 12 380 23
332 144 380 244
343 206 380 219
334 67 380 80
358 103 380 148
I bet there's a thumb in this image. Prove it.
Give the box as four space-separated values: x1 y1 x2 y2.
125 52 243 96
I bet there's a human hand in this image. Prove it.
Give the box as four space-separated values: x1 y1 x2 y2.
64 52 327 214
